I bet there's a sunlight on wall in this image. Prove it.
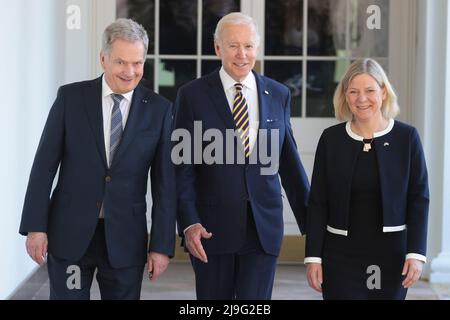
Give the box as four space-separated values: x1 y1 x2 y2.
0 0 65 299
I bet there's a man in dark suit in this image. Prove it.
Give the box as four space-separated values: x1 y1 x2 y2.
173 12 310 300
19 19 175 300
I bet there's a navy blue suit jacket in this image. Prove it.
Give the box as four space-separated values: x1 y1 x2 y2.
174 70 310 256
306 120 429 259
20 76 176 268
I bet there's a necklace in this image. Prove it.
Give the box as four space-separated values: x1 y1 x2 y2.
363 138 374 152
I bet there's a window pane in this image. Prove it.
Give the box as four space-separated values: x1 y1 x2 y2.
350 0 389 57
202 0 240 55
264 61 302 117
160 0 197 55
116 0 155 54
308 0 346 56
306 61 339 117
142 59 154 90
202 60 222 76
158 60 196 102
265 0 303 55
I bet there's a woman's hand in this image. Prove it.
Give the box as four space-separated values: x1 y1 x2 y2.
306 263 323 293
402 259 424 288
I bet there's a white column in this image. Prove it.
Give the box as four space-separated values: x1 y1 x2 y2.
429 0 450 284
0 0 66 299
64 0 96 83
64 0 116 81
415 0 450 282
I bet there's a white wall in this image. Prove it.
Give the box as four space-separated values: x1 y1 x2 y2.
414 0 450 280
0 0 134 299
0 0 66 299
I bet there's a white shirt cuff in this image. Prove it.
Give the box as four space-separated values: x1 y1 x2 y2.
304 257 322 264
304 255 425 265
183 223 201 235
406 253 427 263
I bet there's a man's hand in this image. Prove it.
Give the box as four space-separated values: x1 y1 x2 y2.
147 252 170 281
185 224 212 263
26 232 48 265
402 259 424 288
306 263 323 293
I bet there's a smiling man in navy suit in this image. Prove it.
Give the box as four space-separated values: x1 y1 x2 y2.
19 19 175 300
174 12 310 300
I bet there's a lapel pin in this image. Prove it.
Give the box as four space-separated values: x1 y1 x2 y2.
384 142 389 147
264 90 269 95
267 119 275 123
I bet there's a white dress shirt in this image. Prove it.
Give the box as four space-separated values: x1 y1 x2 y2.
99 75 134 218
219 67 259 152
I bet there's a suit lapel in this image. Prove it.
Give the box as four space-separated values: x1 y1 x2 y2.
205 70 235 129
252 71 273 162
110 83 148 169
346 136 362 188
84 76 108 168
254 71 271 132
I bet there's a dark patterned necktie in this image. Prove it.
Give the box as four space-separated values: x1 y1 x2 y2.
109 94 124 166
232 83 250 158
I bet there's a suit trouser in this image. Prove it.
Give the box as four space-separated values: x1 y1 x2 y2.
191 204 277 300
47 220 145 300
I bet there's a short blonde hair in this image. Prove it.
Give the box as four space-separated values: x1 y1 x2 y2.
333 59 399 122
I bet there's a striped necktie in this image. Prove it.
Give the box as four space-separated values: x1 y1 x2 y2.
110 93 124 166
232 83 250 159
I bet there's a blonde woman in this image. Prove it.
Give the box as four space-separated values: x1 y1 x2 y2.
305 59 429 299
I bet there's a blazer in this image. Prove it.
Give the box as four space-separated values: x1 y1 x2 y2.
19 76 176 268
174 69 310 256
305 119 429 262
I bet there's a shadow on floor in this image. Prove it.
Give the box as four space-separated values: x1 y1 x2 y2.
9 262 438 300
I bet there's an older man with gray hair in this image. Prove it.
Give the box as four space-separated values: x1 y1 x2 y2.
19 19 176 300
174 12 309 300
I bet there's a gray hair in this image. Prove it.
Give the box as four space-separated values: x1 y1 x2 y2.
214 12 260 47
334 59 400 121
102 18 149 57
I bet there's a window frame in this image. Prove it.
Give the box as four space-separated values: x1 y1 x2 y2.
94 0 416 122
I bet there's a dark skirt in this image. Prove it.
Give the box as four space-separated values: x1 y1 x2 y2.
322 146 408 300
